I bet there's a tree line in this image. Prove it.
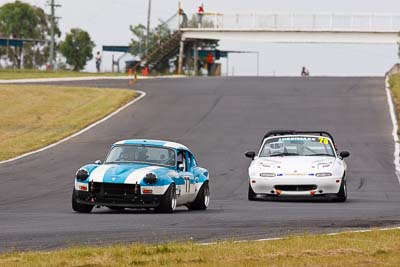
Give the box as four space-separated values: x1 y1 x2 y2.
0 1 222 73
0 1 94 71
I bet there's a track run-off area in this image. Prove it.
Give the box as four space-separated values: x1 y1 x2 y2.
0 77 399 251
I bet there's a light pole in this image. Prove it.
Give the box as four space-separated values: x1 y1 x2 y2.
145 0 152 56
178 0 182 29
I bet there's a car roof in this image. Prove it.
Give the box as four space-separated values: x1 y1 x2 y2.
113 139 189 151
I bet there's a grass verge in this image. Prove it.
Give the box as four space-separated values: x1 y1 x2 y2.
0 69 128 80
0 84 136 161
1 229 400 266
389 74 400 123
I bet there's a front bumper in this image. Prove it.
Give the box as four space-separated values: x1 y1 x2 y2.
250 176 342 196
74 182 165 208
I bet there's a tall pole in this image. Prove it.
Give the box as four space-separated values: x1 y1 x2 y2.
146 0 152 56
178 39 184 75
226 54 229 76
256 52 260 76
193 41 198 75
49 0 55 69
178 0 182 30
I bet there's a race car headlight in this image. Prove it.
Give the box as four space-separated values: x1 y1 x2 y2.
260 173 276 177
144 173 157 184
76 168 89 181
315 172 332 177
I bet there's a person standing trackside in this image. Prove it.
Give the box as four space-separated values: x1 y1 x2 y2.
301 66 310 77
95 51 102 72
197 3 204 28
206 52 214 75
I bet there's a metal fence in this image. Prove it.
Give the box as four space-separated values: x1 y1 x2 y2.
182 13 400 32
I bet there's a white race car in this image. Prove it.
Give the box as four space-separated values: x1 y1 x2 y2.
245 130 350 202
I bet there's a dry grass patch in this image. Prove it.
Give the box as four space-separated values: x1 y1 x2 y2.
1 229 400 267
0 69 127 80
0 84 136 161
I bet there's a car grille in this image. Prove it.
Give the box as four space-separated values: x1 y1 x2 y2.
274 184 317 191
91 182 140 197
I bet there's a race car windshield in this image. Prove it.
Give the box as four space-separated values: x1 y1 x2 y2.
105 145 176 167
259 136 335 157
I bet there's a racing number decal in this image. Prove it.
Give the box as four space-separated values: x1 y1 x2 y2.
318 137 329 145
183 176 191 193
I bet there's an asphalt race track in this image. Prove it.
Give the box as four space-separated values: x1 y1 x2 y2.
1 77 400 251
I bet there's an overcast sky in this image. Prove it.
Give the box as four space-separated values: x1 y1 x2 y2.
1 0 400 76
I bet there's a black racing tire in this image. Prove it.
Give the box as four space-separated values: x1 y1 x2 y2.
334 178 347 202
107 206 125 211
72 189 94 213
155 184 177 213
188 182 210 210
248 183 257 201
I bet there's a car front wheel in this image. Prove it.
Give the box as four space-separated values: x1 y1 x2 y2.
155 184 177 213
72 189 94 213
334 178 347 202
188 182 210 210
248 183 257 201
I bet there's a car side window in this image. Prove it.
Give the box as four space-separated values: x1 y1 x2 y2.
177 151 186 171
187 152 197 170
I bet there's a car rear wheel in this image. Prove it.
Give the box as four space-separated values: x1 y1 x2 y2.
155 184 177 213
188 182 210 210
248 183 257 201
72 189 94 213
334 179 347 202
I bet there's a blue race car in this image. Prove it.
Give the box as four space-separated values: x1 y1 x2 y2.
72 139 210 213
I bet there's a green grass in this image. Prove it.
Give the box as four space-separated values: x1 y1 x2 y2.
0 84 136 161
0 69 129 80
1 229 400 266
389 74 400 135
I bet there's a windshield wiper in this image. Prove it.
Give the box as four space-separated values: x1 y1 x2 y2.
269 152 299 157
308 154 335 157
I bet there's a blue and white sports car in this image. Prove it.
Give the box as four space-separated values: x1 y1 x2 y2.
72 139 210 213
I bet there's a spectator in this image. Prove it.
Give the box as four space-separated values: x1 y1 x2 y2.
197 4 204 28
301 66 310 77
206 52 214 75
179 8 188 28
95 51 102 72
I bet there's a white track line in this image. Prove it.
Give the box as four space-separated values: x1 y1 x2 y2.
0 75 185 84
198 226 400 246
0 90 146 165
385 76 400 183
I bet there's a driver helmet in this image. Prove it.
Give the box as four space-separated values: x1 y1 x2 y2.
136 147 149 161
269 141 285 154
120 149 133 161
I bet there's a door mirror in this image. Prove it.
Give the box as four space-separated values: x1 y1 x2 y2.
94 160 102 165
339 151 350 159
245 151 256 160
178 162 185 171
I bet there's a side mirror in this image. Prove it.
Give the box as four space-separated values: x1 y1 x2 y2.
94 160 102 165
245 151 256 160
339 151 350 159
178 163 185 171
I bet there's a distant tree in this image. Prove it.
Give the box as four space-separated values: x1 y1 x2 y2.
129 24 147 55
129 22 172 56
60 28 95 71
0 1 61 69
